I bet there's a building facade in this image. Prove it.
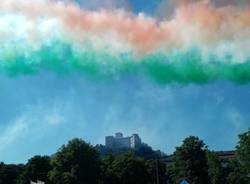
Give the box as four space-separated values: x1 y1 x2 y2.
105 132 142 149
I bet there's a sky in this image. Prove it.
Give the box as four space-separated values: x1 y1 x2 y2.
0 0 250 163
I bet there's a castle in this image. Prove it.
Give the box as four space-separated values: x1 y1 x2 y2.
105 132 142 149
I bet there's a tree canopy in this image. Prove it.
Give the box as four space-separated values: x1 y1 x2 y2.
0 163 23 184
172 136 210 184
17 155 52 184
206 151 226 184
237 129 250 173
101 153 149 184
48 138 100 184
1 129 250 184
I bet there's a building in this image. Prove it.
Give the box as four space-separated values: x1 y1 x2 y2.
30 180 45 184
216 150 236 160
105 132 142 149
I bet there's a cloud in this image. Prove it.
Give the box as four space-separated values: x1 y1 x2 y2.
225 107 248 129
0 73 250 162
0 117 28 151
0 100 71 154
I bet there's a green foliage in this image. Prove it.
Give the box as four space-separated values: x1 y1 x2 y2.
17 155 52 184
146 159 170 184
48 138 100 184
1 130 250 184
172 136 210 184
206 152 226 184
0 163 24 184
96 143 164 160
101 153 149 184
134 144 164 159
236 129 250 173
226 159 249 184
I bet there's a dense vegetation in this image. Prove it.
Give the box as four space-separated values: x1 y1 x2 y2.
0 129 249 184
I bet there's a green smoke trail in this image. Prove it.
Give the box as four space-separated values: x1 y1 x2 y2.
0 40 250 84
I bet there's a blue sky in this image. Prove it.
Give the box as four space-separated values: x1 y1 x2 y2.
0 72 249 163
0 0 250 163
76 0 163 12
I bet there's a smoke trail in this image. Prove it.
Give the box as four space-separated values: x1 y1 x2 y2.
0 0 250 84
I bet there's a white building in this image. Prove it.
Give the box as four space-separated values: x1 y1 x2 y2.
105 132 142 149
30 180 45 184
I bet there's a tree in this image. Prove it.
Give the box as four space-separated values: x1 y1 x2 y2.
236 129 250 173
134 143 164 160
224 129 250 184
17 155 52 184
206 151 226 184
95 143 164 160
0 162 24 184
172 136 210 184
146 159 170 184
48 138 100 184
226 159 249 184
101 153 149 184
100 155 117 184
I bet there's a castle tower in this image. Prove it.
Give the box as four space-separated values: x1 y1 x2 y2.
105 136 115 148
105 133 142 149
130 134 141 148
115 132 123 138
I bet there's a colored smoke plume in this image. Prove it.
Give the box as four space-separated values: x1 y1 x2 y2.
0 0 250 84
